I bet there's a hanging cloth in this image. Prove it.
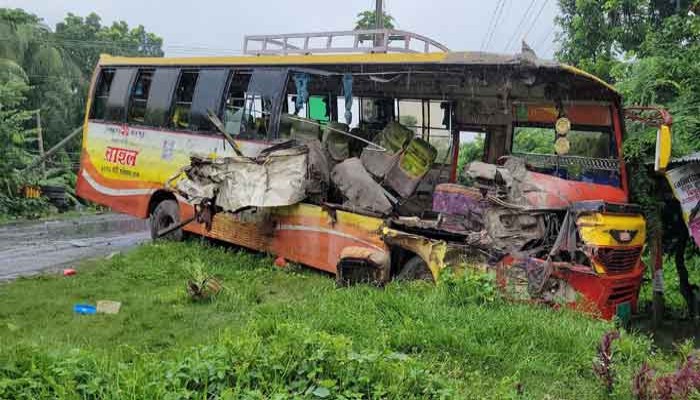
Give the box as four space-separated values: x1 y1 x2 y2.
292 73 310 115
342 74 353 125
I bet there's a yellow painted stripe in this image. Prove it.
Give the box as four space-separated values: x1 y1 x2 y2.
98 52 448 67
561 64 619 95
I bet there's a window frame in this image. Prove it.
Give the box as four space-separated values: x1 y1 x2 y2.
127 68 155 125
90 68 116 121
169 69 200 130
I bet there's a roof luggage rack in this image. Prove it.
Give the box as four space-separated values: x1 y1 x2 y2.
243 29 450 56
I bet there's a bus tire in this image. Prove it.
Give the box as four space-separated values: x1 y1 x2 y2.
150 199 184 241
396 256 434 282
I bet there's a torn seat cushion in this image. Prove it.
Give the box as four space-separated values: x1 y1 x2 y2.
384 138 437 198
331 158 393 215
322 122 350 162
290 116 321 142
376 121 413 153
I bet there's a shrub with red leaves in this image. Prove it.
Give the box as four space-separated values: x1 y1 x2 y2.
632 354 700 400
593 330 621 393
632 363 655 400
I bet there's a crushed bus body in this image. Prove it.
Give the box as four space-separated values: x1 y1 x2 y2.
76 29 671 320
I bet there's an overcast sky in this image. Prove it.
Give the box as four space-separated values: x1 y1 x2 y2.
3 0 561 59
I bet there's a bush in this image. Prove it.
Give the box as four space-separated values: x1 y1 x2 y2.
439 268 499 306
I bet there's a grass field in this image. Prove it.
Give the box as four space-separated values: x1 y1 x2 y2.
0 240 691 399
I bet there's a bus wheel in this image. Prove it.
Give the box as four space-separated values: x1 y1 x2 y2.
150 199 184 241
396 256 434 282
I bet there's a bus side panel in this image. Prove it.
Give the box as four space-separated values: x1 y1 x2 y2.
185 203 387 273
271 204 387 273
77 121 265 218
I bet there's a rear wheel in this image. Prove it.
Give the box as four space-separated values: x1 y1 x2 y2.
150 199 184 241
396 255 434 282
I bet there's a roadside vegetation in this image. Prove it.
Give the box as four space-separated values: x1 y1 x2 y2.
0 240 696 399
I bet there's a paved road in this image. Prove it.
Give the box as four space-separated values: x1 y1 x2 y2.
0 213 150 281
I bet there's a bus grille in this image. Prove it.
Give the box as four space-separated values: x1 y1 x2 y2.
606 278 639 305
594 247 642 275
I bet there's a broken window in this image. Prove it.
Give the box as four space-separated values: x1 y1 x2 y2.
90 68 115 120
238 69 287 140
171 70 199 130
222 71 251 137
427 101 452 164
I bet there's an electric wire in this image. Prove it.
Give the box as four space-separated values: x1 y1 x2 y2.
503 0 537 52
481 0 504 51
522 0 550 43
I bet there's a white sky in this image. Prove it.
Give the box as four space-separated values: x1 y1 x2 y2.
3 0 561 59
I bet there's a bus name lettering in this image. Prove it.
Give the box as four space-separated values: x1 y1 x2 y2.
105 146 139 166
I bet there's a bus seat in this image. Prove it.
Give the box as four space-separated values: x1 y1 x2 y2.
331 158 393 215
384 138 438 198
290 116 321 142
376 121 413 152
322 122 350 162
359 121 412 179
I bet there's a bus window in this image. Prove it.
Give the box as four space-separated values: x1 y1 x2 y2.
171 70 199 130
143 68 179 127
428 101 452 163
190 69 229 132
222 71 251 136
512 126 612 158
128 69 154 124
361 98 394 128
239 69 287 140
105 68 136 122
397 99 424 135
90 69 115 120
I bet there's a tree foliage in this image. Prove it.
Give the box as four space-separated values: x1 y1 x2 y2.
0 8 163 217
354 10 396 30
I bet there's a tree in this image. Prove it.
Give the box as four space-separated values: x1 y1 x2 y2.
556 0 700 314
354 10 395 30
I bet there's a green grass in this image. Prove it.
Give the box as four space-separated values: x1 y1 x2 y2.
0 241 687 399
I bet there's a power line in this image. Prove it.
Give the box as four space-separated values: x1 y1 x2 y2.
483 0 509 51
481 0 504 51
503 0 537 52
522 0 550 43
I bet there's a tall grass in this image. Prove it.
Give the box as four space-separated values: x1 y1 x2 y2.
0 241 685 399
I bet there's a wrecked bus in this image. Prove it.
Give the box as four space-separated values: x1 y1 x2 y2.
76 30 672 319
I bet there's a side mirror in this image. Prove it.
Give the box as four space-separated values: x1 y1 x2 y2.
655 124 671 173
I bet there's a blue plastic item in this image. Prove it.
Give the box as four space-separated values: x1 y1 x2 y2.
73 304 96 315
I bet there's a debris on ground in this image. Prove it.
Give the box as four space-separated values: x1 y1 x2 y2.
274 256 288 268
96 300 121 314
73 304 96 315
62 268 76 276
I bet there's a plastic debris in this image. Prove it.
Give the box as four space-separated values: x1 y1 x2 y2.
96 300 121 314
63 268 77 276
73 304 96 315
274 257 287 268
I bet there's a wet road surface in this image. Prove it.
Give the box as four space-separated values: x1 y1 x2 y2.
0 213 150 281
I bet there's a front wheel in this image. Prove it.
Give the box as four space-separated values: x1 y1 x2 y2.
150 199 184 241
395 256 434 282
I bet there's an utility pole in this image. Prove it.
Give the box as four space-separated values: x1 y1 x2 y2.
374 0 384 49
36 110 45 177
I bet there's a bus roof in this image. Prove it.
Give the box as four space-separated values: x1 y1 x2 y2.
97 49 618 97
